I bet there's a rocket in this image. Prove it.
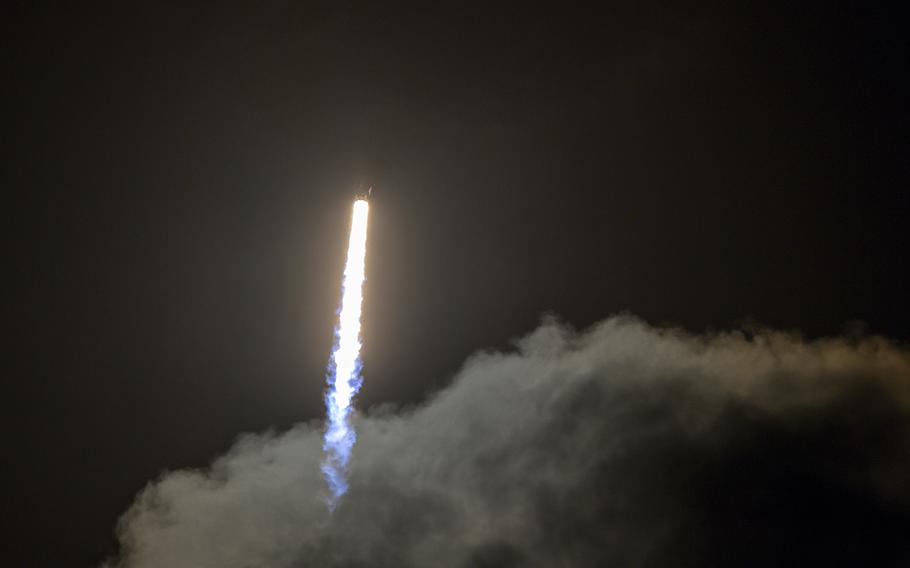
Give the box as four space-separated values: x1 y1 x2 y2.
356 186 372 201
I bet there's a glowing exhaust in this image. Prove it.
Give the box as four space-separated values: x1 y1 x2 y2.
322 199 370 509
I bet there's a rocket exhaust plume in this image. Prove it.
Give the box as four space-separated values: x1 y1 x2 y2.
322 198 370 509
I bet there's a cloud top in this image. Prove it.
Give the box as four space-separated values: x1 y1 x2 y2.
108 315 910 567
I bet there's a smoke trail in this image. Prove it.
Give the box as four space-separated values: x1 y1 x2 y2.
322 199 370 508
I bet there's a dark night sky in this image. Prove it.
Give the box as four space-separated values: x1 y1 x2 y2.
3 2 909 566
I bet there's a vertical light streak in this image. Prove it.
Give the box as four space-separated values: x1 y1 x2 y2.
322 199 369 508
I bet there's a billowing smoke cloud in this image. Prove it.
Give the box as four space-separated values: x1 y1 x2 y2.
106 315 910 567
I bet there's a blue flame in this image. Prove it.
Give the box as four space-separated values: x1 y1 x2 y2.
321 343 363 504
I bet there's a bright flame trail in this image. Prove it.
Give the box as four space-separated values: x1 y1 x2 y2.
322 199 370 508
